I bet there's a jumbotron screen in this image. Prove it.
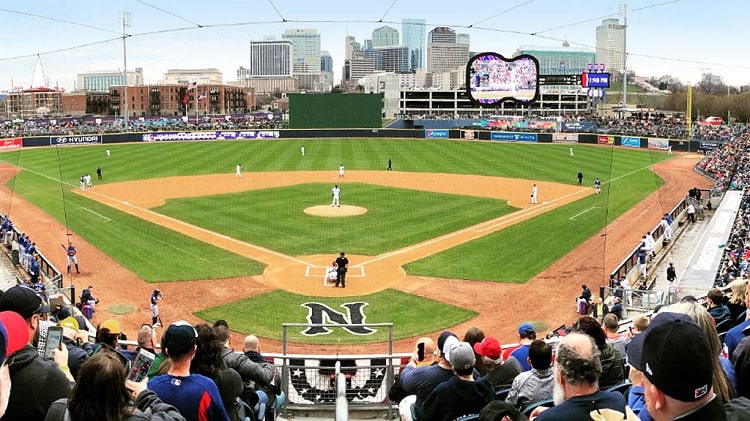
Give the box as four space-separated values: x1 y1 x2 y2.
466 53 540 105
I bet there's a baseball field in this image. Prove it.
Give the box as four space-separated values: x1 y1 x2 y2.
0 138 712 350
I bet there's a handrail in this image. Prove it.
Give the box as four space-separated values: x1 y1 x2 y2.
335 361 348 421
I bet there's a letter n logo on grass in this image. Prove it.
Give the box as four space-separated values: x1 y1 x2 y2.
301 302 375 336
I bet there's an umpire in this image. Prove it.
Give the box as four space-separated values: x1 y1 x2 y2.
335 252 349 288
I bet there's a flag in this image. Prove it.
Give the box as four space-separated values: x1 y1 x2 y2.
182 93 189 104
559 60 566 68
197 92 207 101
187 81 197 91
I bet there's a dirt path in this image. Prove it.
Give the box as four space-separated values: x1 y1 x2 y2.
0 153 712 353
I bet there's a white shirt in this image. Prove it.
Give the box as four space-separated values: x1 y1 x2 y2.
332 186 340 197
532 186 538 195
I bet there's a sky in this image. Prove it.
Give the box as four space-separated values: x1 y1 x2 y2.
0 0 748 92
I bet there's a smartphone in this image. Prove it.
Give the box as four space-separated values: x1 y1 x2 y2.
417 342 425 362
44 326 64 360
127 349 155 382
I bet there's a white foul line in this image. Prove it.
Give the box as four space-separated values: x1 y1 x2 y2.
569 206 599 220
80 207 111 221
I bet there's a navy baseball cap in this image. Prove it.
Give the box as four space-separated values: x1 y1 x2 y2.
0 285 49 319
628 312 712 402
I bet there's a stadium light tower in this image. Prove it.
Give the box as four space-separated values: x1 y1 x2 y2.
122 11 131 128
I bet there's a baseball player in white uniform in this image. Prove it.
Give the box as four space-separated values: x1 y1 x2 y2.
235 163 242 178
339 164 345 178
331 184 341 207
531 184 538 204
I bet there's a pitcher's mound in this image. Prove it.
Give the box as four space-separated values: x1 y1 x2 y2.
304 205 368 217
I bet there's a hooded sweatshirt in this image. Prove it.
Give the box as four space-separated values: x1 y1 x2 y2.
420 375 495 421
5 344 72 421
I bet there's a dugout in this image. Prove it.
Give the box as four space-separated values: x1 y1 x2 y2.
288 93 382 129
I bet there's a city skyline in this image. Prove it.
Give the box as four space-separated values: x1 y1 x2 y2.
0 0 747 91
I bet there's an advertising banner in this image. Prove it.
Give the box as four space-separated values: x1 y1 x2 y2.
648 138 669 150
425 129 449 139
0 138 22 151
461 130 476 140
552 133 579 143
49 135 102 146
597 135 614 144
561 121 596 132
621 136 641 148
143 131 280 142
490 132 538 142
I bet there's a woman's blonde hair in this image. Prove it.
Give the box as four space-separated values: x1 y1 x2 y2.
729 279 747 305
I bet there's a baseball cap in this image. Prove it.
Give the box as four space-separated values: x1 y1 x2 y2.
163 320 198 356
518 322 536 336
629 312 712 402
447 341 475 370
0 285 49 319
474 336 503 361
59 316 79 331
0 311 30 364
99 319 121 334
437 331 457 355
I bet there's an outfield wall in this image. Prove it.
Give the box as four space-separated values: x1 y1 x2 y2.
15 129 707 153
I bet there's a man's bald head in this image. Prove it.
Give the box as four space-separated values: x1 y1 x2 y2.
243 335 260 353
555 332 601 386
417 337 436 356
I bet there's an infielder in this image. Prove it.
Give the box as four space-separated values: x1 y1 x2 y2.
151 288 163 327
531 184 538 204
339 164 345 178
594 177 601 194
331 184 341 207
64 242 80 274
235 163 242 178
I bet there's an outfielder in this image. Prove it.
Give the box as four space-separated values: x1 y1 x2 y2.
64 242 80 274
331 184 341 207
151 289 163 327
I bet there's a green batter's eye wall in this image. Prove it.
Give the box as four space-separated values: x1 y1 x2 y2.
288 93 382 129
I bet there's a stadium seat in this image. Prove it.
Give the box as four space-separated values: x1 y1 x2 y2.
495 386 512 401
521 399 554 417
715 318 733 335
453 414 479 421
605 380 632 400
735 310 747 326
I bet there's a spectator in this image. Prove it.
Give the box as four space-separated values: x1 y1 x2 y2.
591 297 609 323
463 326 486 376
122 324 157 362
94 319 131 369
706 288 732 332
57 316 93 380
399 331 460 421
602 314 628 365
0 285 72 420
0 311 30 418
627 312 725 420
148 321 230 421
505 340 554 408
191 323 243 421
571 316 624 389
240 335 283 421
506 323 537 371
478 400 527 421
724 283 750 359
732 336 750 399
530 333 627 420
44 351 186 421
726 279 747 324
668 301 736 403
610 297 624 320
474 336 522 389
421 342 495 421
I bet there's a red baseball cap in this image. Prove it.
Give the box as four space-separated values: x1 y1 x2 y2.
473 336 502 360
0 311 30 364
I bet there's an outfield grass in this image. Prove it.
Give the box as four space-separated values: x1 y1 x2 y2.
194 288 477 344
0 139 669 283
154 183 515 256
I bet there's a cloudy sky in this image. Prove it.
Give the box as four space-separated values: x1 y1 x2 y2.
0 0 746 90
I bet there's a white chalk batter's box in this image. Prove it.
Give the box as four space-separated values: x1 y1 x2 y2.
305 265 365 278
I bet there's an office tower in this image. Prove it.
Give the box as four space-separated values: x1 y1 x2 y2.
249 40 293 77
372 26 399 48
402 18 426 70
595 18 625 74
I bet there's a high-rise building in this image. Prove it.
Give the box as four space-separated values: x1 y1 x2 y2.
402 18 426 70
428 27 457 44
160 69 223 85
426 27 468 73
456 33 470 45
249 40 293 77
76 68 144 92
373 46 409 73
282 28 321 75
321 50 334 87
595 18 625 75
344 36 360 61
372 26 399 48
514 46 594 76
